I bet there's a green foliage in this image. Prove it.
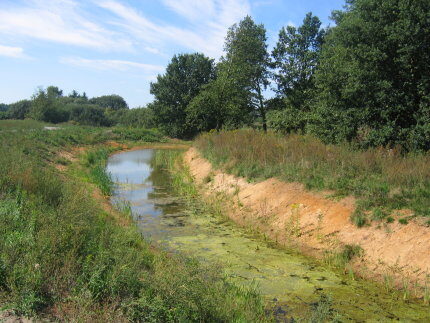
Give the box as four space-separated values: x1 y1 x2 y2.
2 87 132 127
0 103 8 112
267 105 308 134
399 218 409 225
150 53 215 138
221 16 271 131
272 13 324 111
89 95 128 110
69 104 112 126
311 0 430 150
186 16 271 133
28 89 69 123
107 107 155 128
46 86 63 99
6 100 31 120
112 127 165 142
84 148 113 196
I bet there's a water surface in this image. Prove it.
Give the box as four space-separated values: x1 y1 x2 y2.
107 149 430 321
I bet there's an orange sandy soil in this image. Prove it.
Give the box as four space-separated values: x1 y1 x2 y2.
184 147 430 289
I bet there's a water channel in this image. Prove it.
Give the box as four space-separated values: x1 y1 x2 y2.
107 148 430 322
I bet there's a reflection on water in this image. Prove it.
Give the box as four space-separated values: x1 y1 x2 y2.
107 149 430 321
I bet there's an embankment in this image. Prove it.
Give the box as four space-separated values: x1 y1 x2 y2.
184 147 430 291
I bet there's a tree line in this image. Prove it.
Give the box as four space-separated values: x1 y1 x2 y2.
0 86 155 128
1 0 429 150
149 0 430 151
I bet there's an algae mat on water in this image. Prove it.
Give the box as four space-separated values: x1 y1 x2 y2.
107 149 430 322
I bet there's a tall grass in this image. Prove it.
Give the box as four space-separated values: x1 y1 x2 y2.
195 129 430 225
0 122 268 321
84 148 114 196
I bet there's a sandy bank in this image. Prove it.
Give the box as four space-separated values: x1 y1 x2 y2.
184 147 430 290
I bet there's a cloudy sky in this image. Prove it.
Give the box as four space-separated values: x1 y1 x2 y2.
0 0 345 107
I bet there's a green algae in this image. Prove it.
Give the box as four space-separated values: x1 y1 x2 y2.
107 149 430 322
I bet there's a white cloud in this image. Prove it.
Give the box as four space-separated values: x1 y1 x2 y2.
0 0 132 51
0 45 29 59
98 0 251 58
0 0 252 59
162 0 216 22
60 56 164 73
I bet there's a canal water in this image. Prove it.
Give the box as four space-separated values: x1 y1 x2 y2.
107 149 430 322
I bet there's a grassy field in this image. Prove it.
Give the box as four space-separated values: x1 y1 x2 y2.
194 129 430 226
0 121 267 322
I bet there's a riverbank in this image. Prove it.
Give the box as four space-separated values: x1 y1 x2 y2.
0 123 267 322
184 146 430 298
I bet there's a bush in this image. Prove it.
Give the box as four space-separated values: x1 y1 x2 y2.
267 106 307 134
112 128 165 142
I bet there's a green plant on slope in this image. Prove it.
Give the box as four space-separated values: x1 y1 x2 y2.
195 130 430 226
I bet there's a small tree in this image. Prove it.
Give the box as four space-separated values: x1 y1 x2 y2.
29 89 68 123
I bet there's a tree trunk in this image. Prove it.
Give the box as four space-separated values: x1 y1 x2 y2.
256 83 267 132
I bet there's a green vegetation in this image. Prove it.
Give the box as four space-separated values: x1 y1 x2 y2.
1 87 154 128
150 53 216 138
0 122 267 321
147 0 430 151
1 0 429 318
3 1 429 151
84 148 114 196
195 129 430 223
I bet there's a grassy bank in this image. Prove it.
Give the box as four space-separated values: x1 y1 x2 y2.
194 129 430 226
0 121 267 321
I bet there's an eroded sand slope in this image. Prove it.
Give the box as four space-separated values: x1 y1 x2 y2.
185 147 430 287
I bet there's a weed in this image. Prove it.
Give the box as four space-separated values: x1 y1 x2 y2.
424 282 430 305
324 244 363 269
308 294 341 323
399 218 409 225
384 275 394 292
351 210 367 227
285 204 302 238
372 207 388 221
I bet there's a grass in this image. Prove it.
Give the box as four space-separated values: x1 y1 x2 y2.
0 121 267 321
0 119 51 130
84 148 115 196
194 129 430 225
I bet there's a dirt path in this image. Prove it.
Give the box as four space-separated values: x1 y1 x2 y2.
184 147 430 293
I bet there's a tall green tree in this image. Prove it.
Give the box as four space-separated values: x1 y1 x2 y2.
150 53 215 138
221 16 271 131
312 0 430 149
272 13 324 110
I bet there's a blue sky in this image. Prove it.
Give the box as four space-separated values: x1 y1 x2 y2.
0 0 345 108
